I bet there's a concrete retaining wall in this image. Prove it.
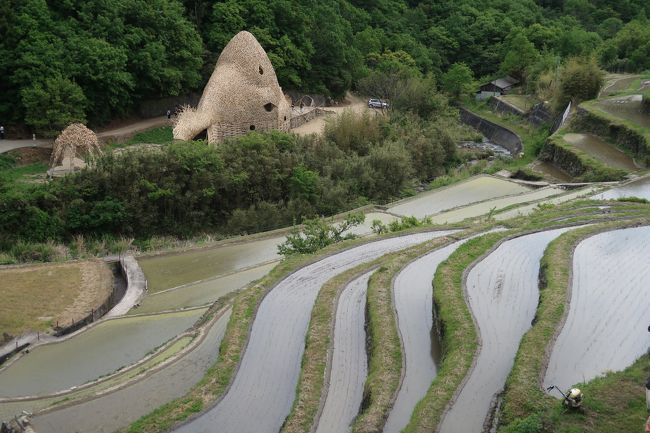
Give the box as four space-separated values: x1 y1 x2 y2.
459 108 523 155
488 97 525 117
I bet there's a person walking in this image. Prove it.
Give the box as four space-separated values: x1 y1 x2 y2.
166 109 171 120
299 101 304 113
0 125 4 140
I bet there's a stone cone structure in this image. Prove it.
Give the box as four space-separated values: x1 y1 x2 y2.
174 31 291 144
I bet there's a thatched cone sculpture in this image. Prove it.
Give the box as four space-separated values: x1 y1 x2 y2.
174 31 291 143
51 123 101 168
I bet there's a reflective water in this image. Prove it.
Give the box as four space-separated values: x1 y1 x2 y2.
544 226 650 391
563 133 638 171
593 175 650 200
388 176 530 218
0 309 205 398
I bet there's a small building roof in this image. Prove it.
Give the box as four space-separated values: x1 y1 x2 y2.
479 76 520 92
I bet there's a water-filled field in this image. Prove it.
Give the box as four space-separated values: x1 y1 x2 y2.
563 133 638 170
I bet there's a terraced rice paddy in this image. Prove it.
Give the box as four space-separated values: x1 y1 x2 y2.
131 263 275 315
495 187 602 220
563 133 638 171
544 226 650 391
439 227 573 433
388 176 530 218
139 236 283 291
383 238 473 433
428 186 563 224
593 175 650 200
596 96 650 129
30 310 231 433
0 308 205 398
174 231 450 433
314 271 373 433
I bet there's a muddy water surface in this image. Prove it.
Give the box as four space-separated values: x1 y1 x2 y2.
388 176 530 218
532 161 573 182
315 271 373 433
563 133 638 170
174 231 455 433
544 226 650 391
439 228 573 433
131 263 276 314
139 236 283 291
0 309 204 398
429 187 563 224
597 98 650 129
384 238 473 433
28 310 231 433
593 175 650 201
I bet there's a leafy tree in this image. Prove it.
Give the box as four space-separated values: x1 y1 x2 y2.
500 30 540 82
441 63 476 100
21 75 87 136
555 57 604 110
277 212 365 256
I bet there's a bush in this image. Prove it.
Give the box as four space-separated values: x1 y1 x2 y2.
277 212 364 256
554 57 604 111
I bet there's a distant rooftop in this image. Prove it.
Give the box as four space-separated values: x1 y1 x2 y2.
489 76 520 89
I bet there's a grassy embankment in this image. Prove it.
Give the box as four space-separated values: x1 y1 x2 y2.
124 228 459 433
0 261 112 338
498 217 650 433
281 235 457 433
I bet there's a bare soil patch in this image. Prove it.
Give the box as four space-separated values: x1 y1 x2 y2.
5 147 51 166
0 261 113 338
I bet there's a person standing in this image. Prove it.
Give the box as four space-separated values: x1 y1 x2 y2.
0 125 4 139
166 109 171 120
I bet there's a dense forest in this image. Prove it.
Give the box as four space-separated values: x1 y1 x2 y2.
1 0 649 134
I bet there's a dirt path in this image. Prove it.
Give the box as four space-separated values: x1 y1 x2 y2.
173 232 447 433
544 225 650 391
438 227 574 433
292 94 379 136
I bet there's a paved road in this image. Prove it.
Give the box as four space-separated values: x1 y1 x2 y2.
0 140 52 154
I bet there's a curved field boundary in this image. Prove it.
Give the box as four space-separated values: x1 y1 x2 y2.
498 219 649 429
438 227 575 433
125 229 452 433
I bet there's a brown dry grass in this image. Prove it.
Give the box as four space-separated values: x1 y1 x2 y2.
0 261 112 338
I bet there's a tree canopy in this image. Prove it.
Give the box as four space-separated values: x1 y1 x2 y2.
1 0 649 134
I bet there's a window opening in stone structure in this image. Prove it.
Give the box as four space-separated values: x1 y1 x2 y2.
259 66 264 75
264 103 276 112
250 125 256 130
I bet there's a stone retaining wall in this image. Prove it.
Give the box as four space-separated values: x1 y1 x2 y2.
459 107 523 155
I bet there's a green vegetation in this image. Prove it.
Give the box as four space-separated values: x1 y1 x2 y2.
0 103 465 262
499 218 650 433
2 0 649 135
278 212 364 256
402 231 507 432
124 127 174 146
539 132 628 182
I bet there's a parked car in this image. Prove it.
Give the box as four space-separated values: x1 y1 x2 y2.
368 98 389 109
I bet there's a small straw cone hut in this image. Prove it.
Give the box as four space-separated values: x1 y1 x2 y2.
50 123 102 167
173 31 291 143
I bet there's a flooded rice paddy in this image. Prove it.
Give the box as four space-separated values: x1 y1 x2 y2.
388 176 530 218
495 187 602 220
596 96 650 129
531 161 573 182
174 231 454 433
315 271 373 433
0 308 205 398
383 238 473 433
563 133 638 170
429 187 563 224
593 175 650 201
139 236 283 291
544 226 650 391
131 263 276 315
439 228 573 433
29 311 231 433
